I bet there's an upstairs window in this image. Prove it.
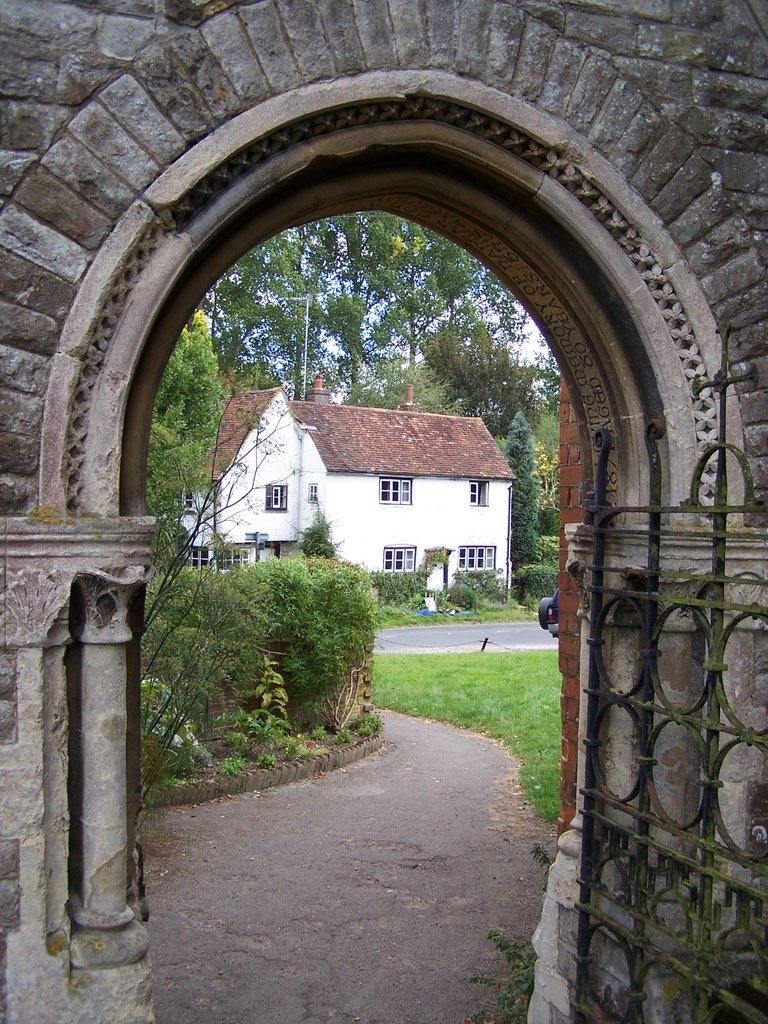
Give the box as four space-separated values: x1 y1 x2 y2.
308 483 319 504
383 546 416 572
458 545 495 570
380 477 412 504
266 484 288 511
469 480 489 506
181 490 196 512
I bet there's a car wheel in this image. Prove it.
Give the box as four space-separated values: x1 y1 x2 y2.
538 596 553 630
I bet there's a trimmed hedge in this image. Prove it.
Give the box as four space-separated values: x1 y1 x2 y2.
513 562 559 602
370 568 429 606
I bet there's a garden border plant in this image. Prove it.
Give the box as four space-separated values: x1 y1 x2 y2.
140 555 379 800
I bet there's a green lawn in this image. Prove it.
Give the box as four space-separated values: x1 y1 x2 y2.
373 651 561 823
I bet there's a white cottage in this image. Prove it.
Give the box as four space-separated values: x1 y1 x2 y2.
193 377 515 589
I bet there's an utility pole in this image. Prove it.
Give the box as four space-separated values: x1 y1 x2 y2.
270 294 315 397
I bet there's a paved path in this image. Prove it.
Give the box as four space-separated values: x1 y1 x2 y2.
142 712 554 1024
375 621 554 654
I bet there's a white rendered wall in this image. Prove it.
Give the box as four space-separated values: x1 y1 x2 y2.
322 473 512 584
209 398 511 582
214 393 305 547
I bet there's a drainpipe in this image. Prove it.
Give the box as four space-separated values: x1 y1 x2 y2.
507 483 514 588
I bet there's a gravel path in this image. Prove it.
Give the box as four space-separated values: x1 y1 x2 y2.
142 711 554 1024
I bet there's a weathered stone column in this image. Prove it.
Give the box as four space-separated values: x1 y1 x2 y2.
68 569 150 969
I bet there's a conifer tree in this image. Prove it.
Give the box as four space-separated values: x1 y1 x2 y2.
505 412 540 568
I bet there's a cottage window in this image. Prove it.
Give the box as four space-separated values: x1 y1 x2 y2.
383 546 416 572
308 483 319 504
380 477 412 504
469 480 489 506
188 546 212 568
266 484 288 511
458 545 495 570
217 546 250 568
181 490 196 512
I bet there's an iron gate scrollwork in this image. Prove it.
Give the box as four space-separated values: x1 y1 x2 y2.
576 332 768 1023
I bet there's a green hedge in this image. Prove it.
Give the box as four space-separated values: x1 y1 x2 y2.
370 568 429 606
513 562 559 602
238 557 378 708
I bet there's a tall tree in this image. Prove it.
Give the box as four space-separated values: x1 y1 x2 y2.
147 311 226 528
505 412 540 568
424 328 546 437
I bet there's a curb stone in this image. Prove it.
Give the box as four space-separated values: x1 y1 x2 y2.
152 735 385 808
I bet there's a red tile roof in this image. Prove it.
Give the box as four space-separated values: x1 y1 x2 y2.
213 390 514 481
212 389 282 477
292 401 514 480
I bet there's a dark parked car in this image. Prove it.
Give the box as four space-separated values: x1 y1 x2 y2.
538 588 559 638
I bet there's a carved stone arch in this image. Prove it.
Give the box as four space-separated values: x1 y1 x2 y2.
40 74 728 520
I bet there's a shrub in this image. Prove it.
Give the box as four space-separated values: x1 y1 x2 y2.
256 752 277 769
370 568 429 606
453 569 508 604
535 534 559 564
237 556 378 711
299 509 337 558
445 582 480 610
513 563 559 603
334 729 352 744
352 713 383 737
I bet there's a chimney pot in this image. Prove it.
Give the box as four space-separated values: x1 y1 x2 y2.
305 373 331 403
399 383 418 411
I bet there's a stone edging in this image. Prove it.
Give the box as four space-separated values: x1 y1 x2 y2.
151 734 385 808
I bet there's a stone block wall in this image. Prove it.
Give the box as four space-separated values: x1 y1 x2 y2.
0 1 766 516
0 3 765 1023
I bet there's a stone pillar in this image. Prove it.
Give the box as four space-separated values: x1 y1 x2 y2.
68 569 150 969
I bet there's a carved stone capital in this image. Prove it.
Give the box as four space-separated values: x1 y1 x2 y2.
1 567 71 648
71 567 152 645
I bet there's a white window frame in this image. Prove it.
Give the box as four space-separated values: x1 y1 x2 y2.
181 490 196 512
308 483 319 504
217 546 251 568
458 545 496 570
266 483 288 511
379 477 412 505
383 546 416 572
188 546 212 568
469 480 489 507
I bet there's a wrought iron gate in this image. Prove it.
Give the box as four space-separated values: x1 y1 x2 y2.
576 338 768 1023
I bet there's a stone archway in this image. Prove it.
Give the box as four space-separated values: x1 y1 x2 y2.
1 5 765 1023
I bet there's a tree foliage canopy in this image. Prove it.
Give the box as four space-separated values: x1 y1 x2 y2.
201 212 556 434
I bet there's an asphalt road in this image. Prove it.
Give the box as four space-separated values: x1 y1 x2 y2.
375 620 555 654
143 711 553 1024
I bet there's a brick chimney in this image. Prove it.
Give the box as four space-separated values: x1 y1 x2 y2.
304 373 331 403
399 383 417 411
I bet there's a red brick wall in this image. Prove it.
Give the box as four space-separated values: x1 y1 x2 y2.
557 383 584 834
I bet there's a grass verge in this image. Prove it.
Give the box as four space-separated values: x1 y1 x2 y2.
377 605 536 628
373 651 561 823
